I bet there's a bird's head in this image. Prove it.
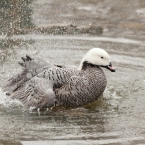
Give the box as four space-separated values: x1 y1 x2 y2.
79 48 115 72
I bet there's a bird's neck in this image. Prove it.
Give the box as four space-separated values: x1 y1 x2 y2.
78 61 99 70
78 57 85 70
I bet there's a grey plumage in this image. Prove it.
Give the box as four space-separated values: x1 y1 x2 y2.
3 48 115 109
3 56 53 95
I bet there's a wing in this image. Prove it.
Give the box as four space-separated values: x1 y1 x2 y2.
10 67 76 109
3 55 54 95
3 55 77 95
55 76 90 107
3 55 79 109
6 64 75 109
11 76 56 109
55 70 107 108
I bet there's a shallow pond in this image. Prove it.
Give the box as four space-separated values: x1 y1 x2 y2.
0 35 145 145
0 0 145 144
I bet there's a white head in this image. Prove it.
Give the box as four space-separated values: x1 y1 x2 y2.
78 48 115 72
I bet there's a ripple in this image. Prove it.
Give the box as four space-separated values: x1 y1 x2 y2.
0 88 23 108
21 136 145 145
0 35 144 46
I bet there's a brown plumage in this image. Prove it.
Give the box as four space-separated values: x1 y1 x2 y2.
3 48 115 109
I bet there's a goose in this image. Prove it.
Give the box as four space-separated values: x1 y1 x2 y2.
3 48 115 109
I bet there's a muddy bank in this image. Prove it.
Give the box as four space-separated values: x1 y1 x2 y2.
1 0 145 38
31 0 145 38
33 25 103 35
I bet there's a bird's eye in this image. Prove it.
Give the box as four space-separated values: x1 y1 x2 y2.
101 57 104 59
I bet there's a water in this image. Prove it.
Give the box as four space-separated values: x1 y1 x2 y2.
0 35 145 145
0 0 145 145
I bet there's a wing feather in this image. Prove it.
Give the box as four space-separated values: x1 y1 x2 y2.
3 55 53 95
11 77 56 109
55 68 107 108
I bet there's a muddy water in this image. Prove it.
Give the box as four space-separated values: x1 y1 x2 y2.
0 35 145 145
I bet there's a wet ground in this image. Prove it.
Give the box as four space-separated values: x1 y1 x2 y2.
0 0 145 145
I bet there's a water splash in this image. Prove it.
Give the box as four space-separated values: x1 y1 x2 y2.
0 35 144 46
0 88 23 108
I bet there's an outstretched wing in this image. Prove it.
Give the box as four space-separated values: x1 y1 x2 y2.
11 76 56 109
3 55 76 95
3 55 54 95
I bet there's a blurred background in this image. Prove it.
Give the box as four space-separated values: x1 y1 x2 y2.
1 0 145 37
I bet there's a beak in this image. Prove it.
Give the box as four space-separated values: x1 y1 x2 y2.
107 62 115 72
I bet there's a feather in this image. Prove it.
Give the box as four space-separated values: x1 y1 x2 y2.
11 77 56 109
